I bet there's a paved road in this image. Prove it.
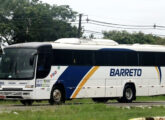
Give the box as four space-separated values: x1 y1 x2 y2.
106 101 165 107
0 101 165 112
0 104 55 112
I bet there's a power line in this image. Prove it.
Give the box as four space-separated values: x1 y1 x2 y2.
156 25 165 28
84 31 103 36
84 29 165 38
87 18 153 28
2 15 165 30
87 18 165 30
88 21 154 30
85 30 102 34
70 22 87 25
153 28 165 31
84 30 103 35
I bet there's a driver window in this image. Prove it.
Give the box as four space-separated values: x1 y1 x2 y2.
36 52 52 78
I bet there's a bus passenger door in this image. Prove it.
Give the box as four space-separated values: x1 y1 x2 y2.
35 46 53 99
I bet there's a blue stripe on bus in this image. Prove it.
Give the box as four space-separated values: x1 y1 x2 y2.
158 66 162 84
55 66 92 99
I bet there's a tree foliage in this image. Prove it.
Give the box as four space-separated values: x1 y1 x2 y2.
103 30 165 45
0 0 78 44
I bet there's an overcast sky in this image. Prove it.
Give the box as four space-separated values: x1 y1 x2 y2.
41 0 165 38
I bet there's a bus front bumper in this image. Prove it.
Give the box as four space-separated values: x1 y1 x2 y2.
0 90 34 100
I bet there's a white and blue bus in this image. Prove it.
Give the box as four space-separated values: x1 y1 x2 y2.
0 38 165 105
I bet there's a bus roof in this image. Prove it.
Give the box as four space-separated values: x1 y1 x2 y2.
4 38 165 52
52 38 165 52
6 42 52 49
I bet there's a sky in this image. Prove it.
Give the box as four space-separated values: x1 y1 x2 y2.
41 0 165 38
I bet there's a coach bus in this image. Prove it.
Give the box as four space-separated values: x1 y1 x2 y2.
0 38 165 105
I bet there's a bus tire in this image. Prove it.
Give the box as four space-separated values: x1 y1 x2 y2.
20 100 33 106
118 85 135 103
49 86 65 105
92 98 109 103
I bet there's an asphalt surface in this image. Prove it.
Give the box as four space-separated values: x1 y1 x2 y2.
0 101 165 112
106 101 165 107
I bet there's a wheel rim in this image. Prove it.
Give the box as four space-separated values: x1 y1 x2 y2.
53 89 61 102
125 88 133 100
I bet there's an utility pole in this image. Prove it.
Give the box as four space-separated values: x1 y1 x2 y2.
78 14 82 38
153 24 156 29
26 18 31 42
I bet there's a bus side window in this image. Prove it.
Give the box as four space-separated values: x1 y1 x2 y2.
37 52 52 78
73 50 94 66
53 50 73 65
94 51 127 66
139 52 155 66
155 52 165 66
126 52 138 66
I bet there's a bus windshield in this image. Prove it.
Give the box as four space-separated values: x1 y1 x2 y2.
0 48 37 80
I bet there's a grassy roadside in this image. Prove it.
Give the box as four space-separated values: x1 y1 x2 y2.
136 96 165 102
66 96 165 104
0 96 165 105
0 96 165 120
0 104 165 120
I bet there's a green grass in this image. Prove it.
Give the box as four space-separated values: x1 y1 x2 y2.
1 104 165 120
0 96 165 120
0 96 165 105
66 96 165 104
136 96 165 102
0 100 20 105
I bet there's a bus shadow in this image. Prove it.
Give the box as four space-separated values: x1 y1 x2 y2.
10 101 165 107
12 102 95 107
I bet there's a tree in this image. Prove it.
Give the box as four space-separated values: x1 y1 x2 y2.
0 0 78 44
103 30 165 45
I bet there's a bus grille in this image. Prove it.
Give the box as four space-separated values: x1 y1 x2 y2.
6 96 23 99
2 88 23 91
0 91 22 96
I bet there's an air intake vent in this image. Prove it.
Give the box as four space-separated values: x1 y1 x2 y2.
55 38 119 46
2 88 23 91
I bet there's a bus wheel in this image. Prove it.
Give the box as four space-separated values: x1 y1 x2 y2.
20 100 33 106
49 86 65 105
118 85 135 103
92 98 108 103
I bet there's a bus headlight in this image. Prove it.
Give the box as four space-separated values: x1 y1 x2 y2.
25 85 34 88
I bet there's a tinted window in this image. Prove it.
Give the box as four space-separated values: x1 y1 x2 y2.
125 52 138 66
95 51 126 66
53 50 94 65
37 47 52 79
155 52 165 66
73 51 94 65
139 52 155 66
52 49 165 66
0 48 37 80
95 51 108 65
111 52 126 65
53 50 73 65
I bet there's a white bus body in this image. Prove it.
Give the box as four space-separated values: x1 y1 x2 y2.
0 38 165 105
